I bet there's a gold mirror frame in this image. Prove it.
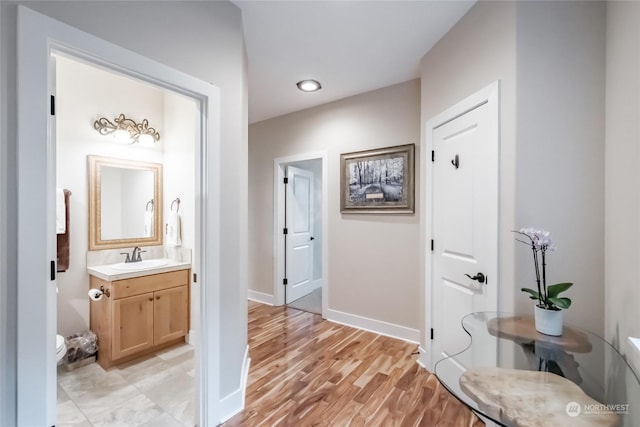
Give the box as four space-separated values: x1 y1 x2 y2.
88 155 163 250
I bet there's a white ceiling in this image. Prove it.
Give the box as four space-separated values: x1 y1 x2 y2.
233 1 476 124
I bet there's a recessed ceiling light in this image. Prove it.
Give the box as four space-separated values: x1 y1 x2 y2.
296 79 322 92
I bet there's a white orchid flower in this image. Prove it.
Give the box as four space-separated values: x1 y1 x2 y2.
515 226 571 310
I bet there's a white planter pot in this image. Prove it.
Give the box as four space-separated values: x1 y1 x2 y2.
534 305 564 336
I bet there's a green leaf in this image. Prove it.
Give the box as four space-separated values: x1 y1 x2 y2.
547 282 573 298
521 288 540 299
548 297 572 309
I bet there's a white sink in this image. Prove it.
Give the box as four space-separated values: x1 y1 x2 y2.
110 259 169 271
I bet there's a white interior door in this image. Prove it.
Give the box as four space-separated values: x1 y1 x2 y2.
430 96 499 370
286 166 315 304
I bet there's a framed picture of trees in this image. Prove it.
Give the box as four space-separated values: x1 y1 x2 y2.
340 144 415 213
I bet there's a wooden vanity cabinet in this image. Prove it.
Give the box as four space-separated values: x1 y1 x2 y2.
90 269 190 369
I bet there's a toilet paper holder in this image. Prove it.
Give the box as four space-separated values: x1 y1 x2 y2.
88 286 111 301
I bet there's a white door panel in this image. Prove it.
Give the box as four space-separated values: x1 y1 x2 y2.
431 95 498 368
293 174 310 233
290 245 311 284
286 166 315 303
442 279 474 357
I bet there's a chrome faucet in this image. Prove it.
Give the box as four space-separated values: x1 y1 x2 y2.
121 246 145 263
131 246 145 263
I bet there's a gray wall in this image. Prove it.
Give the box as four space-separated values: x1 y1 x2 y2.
0 1 248 423
420 0 606 346
249 80 421 330
605 1 640 353
514 0 605 334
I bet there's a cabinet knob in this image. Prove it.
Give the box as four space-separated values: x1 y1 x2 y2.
148 297 153 301
156 296 160 300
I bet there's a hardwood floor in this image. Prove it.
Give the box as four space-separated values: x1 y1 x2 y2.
224 301 483 426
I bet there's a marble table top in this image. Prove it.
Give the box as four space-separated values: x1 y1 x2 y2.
460 367 620 427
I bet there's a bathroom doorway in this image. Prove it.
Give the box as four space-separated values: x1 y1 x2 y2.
54 53 200 425
273 152 329 317
17 8 222 426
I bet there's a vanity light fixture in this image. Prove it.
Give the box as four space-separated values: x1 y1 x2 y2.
93 114 160 144
296 79 322 92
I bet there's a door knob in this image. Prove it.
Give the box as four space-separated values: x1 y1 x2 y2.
310 236 315 241
465 272 486 284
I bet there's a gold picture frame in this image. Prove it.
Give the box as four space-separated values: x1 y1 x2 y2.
88 155 163 250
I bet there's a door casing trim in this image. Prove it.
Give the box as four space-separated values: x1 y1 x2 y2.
16 6 222 425
273 151 329 317
421 81 501 371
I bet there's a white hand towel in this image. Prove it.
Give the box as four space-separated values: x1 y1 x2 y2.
144 210 154 237
166 211 182 247
56 188 66 234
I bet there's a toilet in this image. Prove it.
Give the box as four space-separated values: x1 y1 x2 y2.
56 334 67 364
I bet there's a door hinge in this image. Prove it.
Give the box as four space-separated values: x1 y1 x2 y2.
50 260 56 281
431 239 434 251
193 273 197 283
431 150 435 162
283 227 288 235
284 177 289 184
430 328 434 340
50 95 55 116
283 278 288 285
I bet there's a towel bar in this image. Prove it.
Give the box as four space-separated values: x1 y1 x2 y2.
171 197 181 212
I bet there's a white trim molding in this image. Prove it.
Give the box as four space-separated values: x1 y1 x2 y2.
416 346 428 369
247 290 274 306
628 337 640 377
240 346 251 408
273 151 329 319
423 80 500 371
327 309 420 344
17 7 222 426
186 330 196 346
219 345 251 423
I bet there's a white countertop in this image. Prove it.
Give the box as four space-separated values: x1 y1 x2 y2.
87 258 191 281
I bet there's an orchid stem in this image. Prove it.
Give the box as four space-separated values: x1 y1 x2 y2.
542 248 547 307
531 243 543 307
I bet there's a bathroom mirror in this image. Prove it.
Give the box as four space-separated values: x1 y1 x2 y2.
88 155 163 250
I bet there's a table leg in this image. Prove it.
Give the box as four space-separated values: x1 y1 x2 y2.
520 342 582 384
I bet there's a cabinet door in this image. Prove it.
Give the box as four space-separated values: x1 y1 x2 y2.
154 286 189 345
112 293 154 360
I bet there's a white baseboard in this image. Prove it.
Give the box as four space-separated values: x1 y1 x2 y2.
218 345 251 423
247 290 274 305
416 346 428 369
240 346 251 406
185 329 196 346
326 309 420 344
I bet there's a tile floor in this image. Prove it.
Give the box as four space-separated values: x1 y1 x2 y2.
57 344 195 427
